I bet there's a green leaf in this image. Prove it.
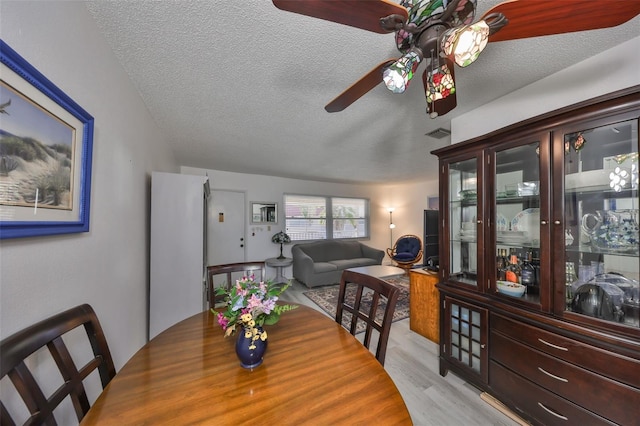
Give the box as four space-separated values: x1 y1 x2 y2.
262 313 279 325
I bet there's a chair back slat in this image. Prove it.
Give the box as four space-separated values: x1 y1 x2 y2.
1 401 17 426
336 270 400 366
206 262 266 308
0 304 115 425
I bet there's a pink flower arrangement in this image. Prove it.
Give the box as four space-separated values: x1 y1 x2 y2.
213 276 297 341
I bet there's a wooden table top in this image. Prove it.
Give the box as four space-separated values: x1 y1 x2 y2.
81 305 412 425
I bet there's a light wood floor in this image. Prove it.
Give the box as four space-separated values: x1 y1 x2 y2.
283 279 520 426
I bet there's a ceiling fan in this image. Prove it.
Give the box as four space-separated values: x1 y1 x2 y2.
272 0 640 118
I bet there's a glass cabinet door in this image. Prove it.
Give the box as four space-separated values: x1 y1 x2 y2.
448 157 479 287
443 296 488 383
493 140 544 305
562 118 639 330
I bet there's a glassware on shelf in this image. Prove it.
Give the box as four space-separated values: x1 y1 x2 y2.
566 262 578 308
578 264 595 285
449 158 478 287
565 229 574 246
581 209 639 254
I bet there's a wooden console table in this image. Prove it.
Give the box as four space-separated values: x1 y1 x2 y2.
409 269 440 343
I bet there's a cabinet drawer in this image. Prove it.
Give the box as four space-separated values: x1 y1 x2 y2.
490 361 614 426
491 313 640 388
491 331 640 426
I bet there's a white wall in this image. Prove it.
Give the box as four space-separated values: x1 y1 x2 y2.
451 36 640 143
0 0 178 377
182 167 439 269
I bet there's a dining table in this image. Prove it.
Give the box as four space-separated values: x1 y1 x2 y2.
81 304 412 425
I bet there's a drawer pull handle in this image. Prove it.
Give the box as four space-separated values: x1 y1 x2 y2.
538 367 568 383
538 338 568 351
538 402 568 421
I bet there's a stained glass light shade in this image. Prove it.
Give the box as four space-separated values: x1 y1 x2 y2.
383 50 421 93
441 20 490 67
396 0 477 52
406 0 476 27
425 61 455 104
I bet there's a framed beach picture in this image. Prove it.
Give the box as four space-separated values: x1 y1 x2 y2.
0 40 94 239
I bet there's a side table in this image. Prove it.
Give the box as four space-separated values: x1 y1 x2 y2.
265 257 293 283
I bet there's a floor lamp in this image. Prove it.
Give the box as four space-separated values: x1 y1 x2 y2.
388 208 396 248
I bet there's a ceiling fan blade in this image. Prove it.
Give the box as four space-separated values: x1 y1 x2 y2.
325 59 397 112
422 61 457 118
483 0 640 42
272 0 408 34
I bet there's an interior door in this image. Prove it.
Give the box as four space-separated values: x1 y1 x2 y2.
208 190 246 265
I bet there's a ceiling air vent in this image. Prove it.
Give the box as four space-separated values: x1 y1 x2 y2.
426 128 451 139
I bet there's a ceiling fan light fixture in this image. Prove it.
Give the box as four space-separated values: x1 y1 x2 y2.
442 20 489 67
383 50 421 93
425 61 455 104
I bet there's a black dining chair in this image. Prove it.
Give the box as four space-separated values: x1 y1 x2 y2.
335 270 400 366
207 261 266 308
0 303 116 425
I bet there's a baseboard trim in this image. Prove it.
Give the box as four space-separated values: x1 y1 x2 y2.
480 392 530 426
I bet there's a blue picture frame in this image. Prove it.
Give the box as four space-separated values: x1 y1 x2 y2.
0 40 94 239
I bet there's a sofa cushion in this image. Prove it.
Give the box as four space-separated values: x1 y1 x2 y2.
313 262 338 273
299 240 363 262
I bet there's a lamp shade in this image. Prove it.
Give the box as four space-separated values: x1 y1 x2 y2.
423 59 457 119
383 50 421 93
272 231 291 259
271 231 291 244
425 60 455 104
441 20 490 67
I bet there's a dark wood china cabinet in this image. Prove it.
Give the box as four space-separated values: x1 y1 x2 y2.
432 87 640 426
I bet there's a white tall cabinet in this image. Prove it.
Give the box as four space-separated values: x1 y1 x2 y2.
149 172 210 339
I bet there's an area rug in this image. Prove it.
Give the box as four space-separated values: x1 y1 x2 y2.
303 276 410 334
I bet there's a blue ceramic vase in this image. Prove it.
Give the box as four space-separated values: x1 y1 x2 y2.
235 327 267 369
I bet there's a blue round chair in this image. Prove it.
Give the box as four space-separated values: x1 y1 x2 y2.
386 234 423 274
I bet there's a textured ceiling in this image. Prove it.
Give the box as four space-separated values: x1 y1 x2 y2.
85 0 640 184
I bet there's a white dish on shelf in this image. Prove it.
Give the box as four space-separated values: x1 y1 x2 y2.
496 213 508 231
511 208 540 238
496 281 526 297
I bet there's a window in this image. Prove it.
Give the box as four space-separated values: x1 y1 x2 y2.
284 194 369 241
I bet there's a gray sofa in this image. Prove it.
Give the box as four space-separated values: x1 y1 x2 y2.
291 240 385 288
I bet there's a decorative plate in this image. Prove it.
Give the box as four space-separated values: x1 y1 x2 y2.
511 208 540 239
